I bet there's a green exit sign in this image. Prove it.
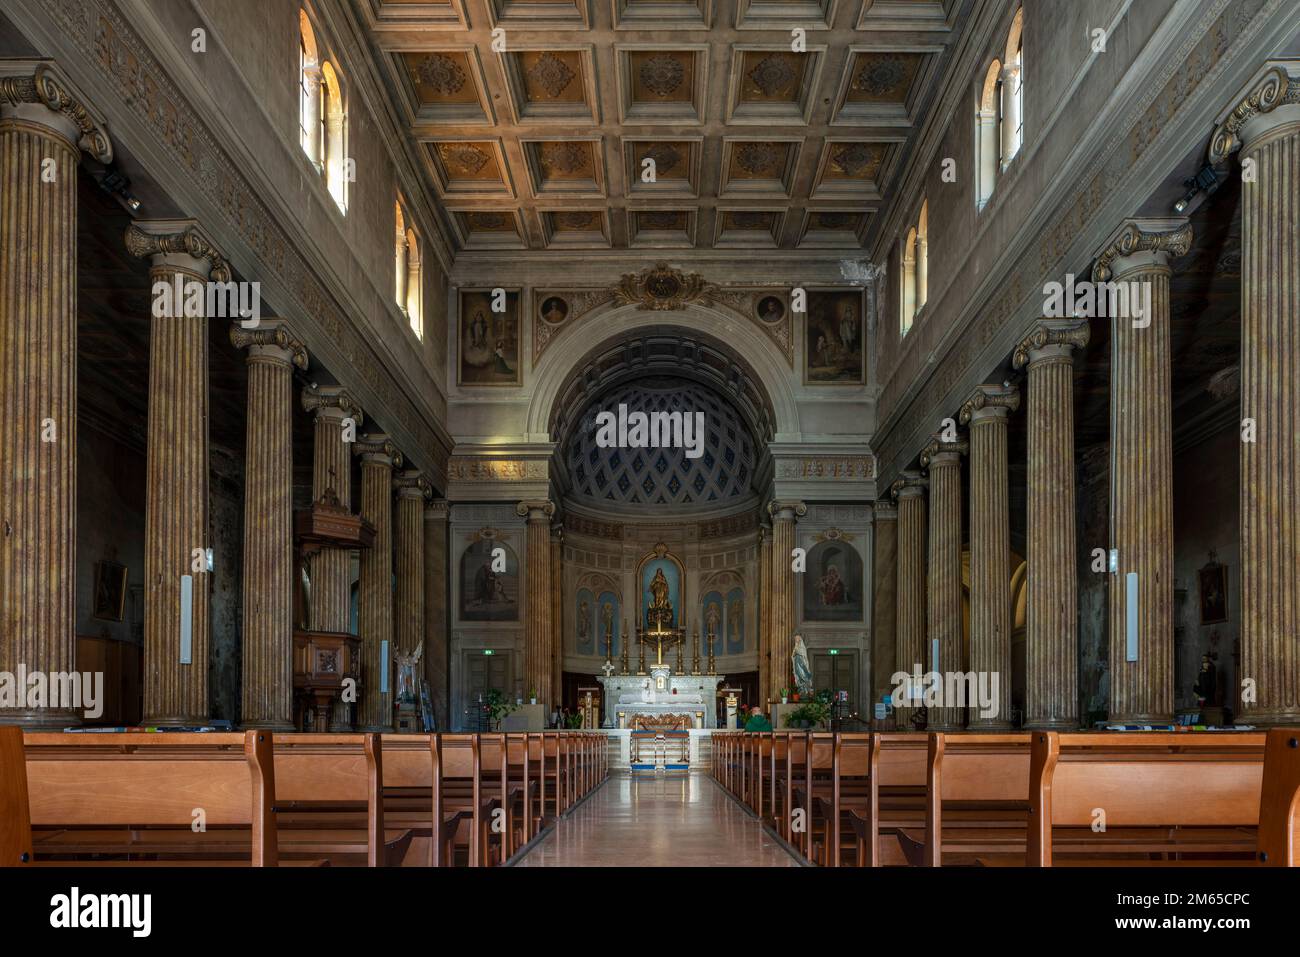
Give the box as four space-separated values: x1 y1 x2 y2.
828 648 839 655
482 649 494 656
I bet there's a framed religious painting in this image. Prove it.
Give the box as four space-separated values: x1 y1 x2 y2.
458 287 522 386
803 288 866 385
93 560 128 622
1198 558 1228 625
802 538 864 622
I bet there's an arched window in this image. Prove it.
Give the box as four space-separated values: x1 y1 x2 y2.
1001 8 1024 168
395 199 422 338
900 226 917 337
976 58 1001 208
299 9 347 213
916 200 928 312
298 11 321 166
319 60 347 212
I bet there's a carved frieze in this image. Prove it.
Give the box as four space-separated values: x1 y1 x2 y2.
446 458 546 482
774 455 875 480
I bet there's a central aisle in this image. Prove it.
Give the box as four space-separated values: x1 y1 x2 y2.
514 773 801 867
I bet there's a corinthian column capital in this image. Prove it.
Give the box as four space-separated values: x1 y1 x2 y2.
353 433 403 468
1092 218 1192 282
1209 59 1300 163
230 321 309 370
301 384 364 426
125 220 231 280
960 383 1021 424
515 499 556 522
0 61 112 162
394 469 433 501
920 433 968 468
1011 319 1090 370
889 470 927 500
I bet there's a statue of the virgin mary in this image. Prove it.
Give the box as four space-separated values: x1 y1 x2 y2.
791 634 813 696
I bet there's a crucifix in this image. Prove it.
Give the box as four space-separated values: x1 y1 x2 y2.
640 606 682 668
600 660 615 678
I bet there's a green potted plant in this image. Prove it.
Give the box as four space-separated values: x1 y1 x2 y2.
483 688 518 730
529 687 538 705
782 692 832 729
780 687 789 704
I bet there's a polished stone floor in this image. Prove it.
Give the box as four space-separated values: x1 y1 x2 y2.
514 772 801 866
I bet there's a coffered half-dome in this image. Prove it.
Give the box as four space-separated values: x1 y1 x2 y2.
564 378 757 508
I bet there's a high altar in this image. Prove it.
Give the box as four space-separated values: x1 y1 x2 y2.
595 557 725 730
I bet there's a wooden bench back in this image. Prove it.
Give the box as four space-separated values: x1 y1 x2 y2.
1 727 34 866
1028 731 1269 866
876 733 928 787
377 733 434 788
19 730 277 866
272 733 383 867
931 733 1032 802
1258 728 1300 866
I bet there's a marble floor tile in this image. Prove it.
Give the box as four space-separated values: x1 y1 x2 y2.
514 773 801 867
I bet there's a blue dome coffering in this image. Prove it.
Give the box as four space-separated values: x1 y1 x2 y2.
566 380 756 507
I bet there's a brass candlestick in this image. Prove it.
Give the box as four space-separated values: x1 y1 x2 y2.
691 628 700 675
707 627 716 674
637 625 647 674
619 619 629 674
675 630 685 674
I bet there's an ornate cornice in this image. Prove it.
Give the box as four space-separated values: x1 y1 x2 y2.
124 222 231 281
1011 320 1091 371
301 384 364 426
873 500 899 520
424 498 450 521
889 472 928 500
447 457 547 482
766 500 808 520
353 434 403 468
1092 220 1193 282
773 455 874 481
919 434 968 468
229 324 309 370
613 262 718 311
394 470 433 501
1209 60 1300 163
515 500 556 521
959 383 1021 424
0 62 112 162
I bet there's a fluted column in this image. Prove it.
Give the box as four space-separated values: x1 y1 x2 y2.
127 222 228 725
1211 61 1300 725
959 384 1019 728
354 435 402 732
1013 320 1090 729
423 499 450 729
921 434 968 730
550 523 564 706
891 472 927 725
767 500 806 702
0 64 111 728
231 323 307 730
758 524 773 698
516 500 556 708
1094 220 1191 723
301 385 363 633
393 470 431 657
870 501 898 710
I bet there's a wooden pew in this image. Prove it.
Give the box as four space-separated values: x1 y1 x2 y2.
1022 730 1287 866
844 733 928 866
14 730 289 866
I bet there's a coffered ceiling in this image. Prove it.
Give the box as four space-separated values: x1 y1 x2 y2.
355 0 972 259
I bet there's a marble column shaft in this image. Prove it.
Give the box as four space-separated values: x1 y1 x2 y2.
301 386 363 633
0 65 111 728
393 470 431 656
550 525 564 704
960 385 1019 729
517 500 556 708
232 324 306 730
1013 320 1089 729
128 222 228 726
423 500 450 729
355 435 401 732
892 473 928 725
870 502 898 710
922 435 967 730
1095 221 1191 722
1212 62 1300 724
767 501 805 701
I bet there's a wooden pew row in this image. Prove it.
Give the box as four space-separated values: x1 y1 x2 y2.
2 728 327 867
23 732 405 866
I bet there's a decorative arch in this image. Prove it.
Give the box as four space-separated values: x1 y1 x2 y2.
976 58 1002 208
526 302 801 440
916 200 928 311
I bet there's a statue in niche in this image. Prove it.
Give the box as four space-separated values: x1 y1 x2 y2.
791 633 813 697
728 599 742 648
1193 653 1219 708
601 602 614 648
648 568 672 616
705 601 721 638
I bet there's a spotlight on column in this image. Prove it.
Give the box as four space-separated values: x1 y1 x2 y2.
97 165 142 212
1172 165 1221 215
